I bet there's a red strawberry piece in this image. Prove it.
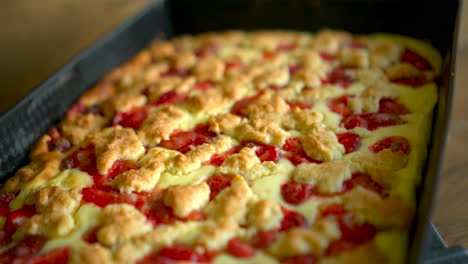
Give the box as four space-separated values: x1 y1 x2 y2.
281 182 314 205
85 104 102 115
251 231 278 249
195 43 219 58
280 207 308 231
66 101 87 115
320 203 347 218
112 107 148 129
342 113 406 131
369 136 410 155
288 64 302 75
206 174 232 200
9 205 36 228
326 221 377 256
158 124 217 154
282 138 321 165
181 210 205 222
339 221 377 245
82 187 120 208
284 150 315 166
227 238 256 258
137 245 213 263
337 133 361 154
66 101 102 115
286 100 313 110
49 138 72 152
208 146 241 167
150 91 188 106
226 59 242 69
48 127 60 140
342 114 368 130
82 226 99 244
390 75 433 87
136 254 173 264
281 255 317 264
81 187 149 208
29 247 70 264
349 40 367 49
107 160 140 182
268 85 285 91
378 97 410 115
72 145 96 170
400 49 433 71
142 196 205 226
281 180 347 204
64 145 99 177
46 128 71 152
0 205 37 247
389 49 434 87
322 68 354 88
320 203 377 256
0 236 45 264
328 95 353 116
193 81 214 91
343 173 384 194
193 81 215 91
231 92 263 117
276 43 297 51
326 240 356 256
263 50 276 60
282 137 303 153
243 142 281 163
158 245 211 261
141 86 152 97
143 200 177 226
320 52 337 62
0 193 17 216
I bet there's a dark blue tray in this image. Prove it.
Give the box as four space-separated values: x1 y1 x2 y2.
0 1 463 263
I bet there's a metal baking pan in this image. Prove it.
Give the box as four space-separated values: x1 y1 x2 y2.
0 0 463 263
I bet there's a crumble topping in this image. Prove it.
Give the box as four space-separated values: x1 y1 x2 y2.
293 160 352 194
96 204 151 246
301 124 345 161
163 182 210 218
15 212 74 239
267 220 341 259
204 175 257 223
111 168 159 193
27 186 81 214
235 118 289 146
102 92 147 115
69 244 113 264
385 63 423 80
86 127 145 175
192 57 226 81
246 199 283 231
0 30 439 264
2 152 62 194
137 105 188 146
61 113 106 145
342 187 414 229
207 113 243 134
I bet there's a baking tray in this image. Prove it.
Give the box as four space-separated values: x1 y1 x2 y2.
0 0 463 263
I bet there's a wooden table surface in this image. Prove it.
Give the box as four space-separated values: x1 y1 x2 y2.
1 0 467 248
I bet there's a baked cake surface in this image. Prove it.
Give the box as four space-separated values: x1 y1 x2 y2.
0 30 440 264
